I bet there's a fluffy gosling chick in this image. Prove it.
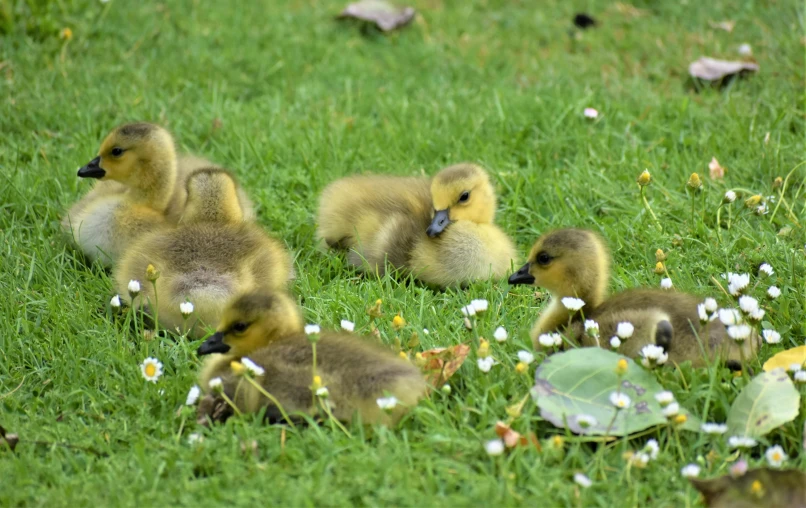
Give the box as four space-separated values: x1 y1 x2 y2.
316 163 515 287
508 228 758 368
196 291 426 426
113 169 292 338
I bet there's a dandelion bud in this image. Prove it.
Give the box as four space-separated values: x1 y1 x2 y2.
230 361 246 376
367 299 383 318
674 414 688 425
398 351 408 360
655 249 667 263
392 314 406 330
615 358 628 375
478 338 490 358
145 264 160 281
654 262 665 275
687 172 702 190
312 375 323 390
744 194 762 208
772 176 783 189
637 169 651 187
723 190 736 203
515 362 528 374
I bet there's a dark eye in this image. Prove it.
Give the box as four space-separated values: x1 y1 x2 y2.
232 322 249 333
458 191 470 203
535 252 552 266
111 147 124 157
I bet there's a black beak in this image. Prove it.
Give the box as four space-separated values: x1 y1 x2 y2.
426 209 451 238
508 262 536 285
197 332 231 356
77 156 105 179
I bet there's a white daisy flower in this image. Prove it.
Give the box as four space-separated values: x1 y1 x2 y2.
140 357 163 383
241 357 265 376
762 329 781 344
737 43 752 56
128 279 141 296
484 438 505 456
460 305 476 317
609 392 631 409
660 278 673 290
477 357 495 373
208 377 223 392
423 328 429 335
724 190 737 203
630 452 650 467
727 273 750 296
110 295 121 308
788 363 802 373
767 286 781 299
573 473 592 488
765 445 787 467
718 308 741 325
756 204 768 215
185 385 201 406
609 336 621 349
484 439 505 456
538 333 563 348
644 439 659 459
681 464 701 478
616 322 634 339
738 296 759 314
304 324 321 335
704 298 718 313
640 344 668 367
727 324 752 341
179 301 194 317
583 108 599 119
661 402 680 418
316 387 329 398
561 297 585 311
758 263 774 276
187 433 204 445
471 299 489 312
701 423 728 434
376 396 398 410
749 308 765 321
584 320 599 336
340 320 355 332
697 304 709 322
654 391 675 406
517 350 535 365
794 371 806 383
493 326 508 342
576 414 597 429
728 436 757 449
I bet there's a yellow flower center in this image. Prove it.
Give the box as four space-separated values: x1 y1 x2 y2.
144 363 156 377
771 451 781 461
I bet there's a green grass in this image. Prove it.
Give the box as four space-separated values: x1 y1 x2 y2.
1 0 805 505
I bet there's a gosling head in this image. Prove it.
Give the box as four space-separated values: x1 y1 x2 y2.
182 168 245 224
508 228 610 307
426 163 496 238
77 122 176 187
197 291 304 357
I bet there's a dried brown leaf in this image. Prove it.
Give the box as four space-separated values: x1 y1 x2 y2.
709 20 736 33
689 57 759 81
421 344 470 389
709 157 726 180
338 1 415 32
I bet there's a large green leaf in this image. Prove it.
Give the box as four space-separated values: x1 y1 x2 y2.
533 348 699 436
726 368 800 438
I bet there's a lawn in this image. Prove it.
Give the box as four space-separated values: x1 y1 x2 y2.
1 0 804 505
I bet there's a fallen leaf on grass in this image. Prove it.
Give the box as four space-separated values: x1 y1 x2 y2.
689 57 759 81
709 20 736 33
494 421 541 451
762 345 806 372
726 369 800 439
690 468 806 508
338 0 415 32
709 157 726 179
421 344 470 390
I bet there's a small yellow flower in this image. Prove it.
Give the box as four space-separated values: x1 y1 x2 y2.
750 480 764 497
367 299 383 318
146 264 160 281
772 176 783 189
398 351 408 360
637 169 651 187
654 262 665 275
615 358 628 375
551 435 564 449
687 172 702 190
744 194 762 208
312 375 323 390
60 27 73 40
477 338 490 358
392 314 406 330
230 361 246 376
515 362 528 374
674 414 688 425
655 249 667 263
